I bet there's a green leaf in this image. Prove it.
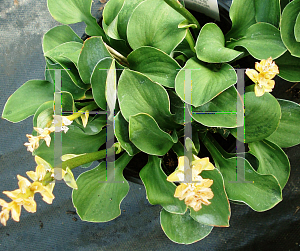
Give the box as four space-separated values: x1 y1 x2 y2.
255 0 281 28
248 140 290 189
218 156 282 211
78 37 111 84
140 155 187 213
190 169 230 227
160 209 213 244
295 12 300 42
175 57 237 107
75 114 107 135
192 86 243 128
195 23 242 63
202 135 282 212
230 89 281 143
2 80 54 123
168 90 185 125
45 59 88 100
72 153 132 222
117 0 144 41
127 46 181 88
276 51 300 82
42 25 83 54
115 112 139 156
227 22 287 60
225 0 256 41
47 0 106 38
34 125 106 166
118 69 174 130
89 57 113 110
127 0 186 54
33 101 54 130
102 0 125 39
280 0 300 57
266 99 300 147
129 113 177 156
174 37 196 59
46 55 87 89
44 41 83 66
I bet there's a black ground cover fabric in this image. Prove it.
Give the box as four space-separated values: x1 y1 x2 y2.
0 0 299 250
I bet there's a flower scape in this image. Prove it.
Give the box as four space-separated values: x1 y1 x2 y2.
1 0 300 245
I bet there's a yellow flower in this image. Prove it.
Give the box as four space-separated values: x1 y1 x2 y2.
167 155 215 212
0 199 21 225
52 115 73 133
81 110 89 128
245 57 279 97
24 127 55 152
174 179 214 211
167 155 214 183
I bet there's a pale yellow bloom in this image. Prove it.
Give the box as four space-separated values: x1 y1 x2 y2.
174 179 214 211
81 110 89 128
246 57 279 97
24 127 55 152
167 155 214 183
52 115 73 133
0 164 55 226
167 155 215 212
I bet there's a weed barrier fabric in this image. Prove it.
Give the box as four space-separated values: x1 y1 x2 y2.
0 0 299 250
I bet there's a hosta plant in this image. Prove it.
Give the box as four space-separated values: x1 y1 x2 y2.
1 0 300 244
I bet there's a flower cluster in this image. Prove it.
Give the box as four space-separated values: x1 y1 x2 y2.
246 57 279 97
167 155 215 211
0 156 55 226
24 115 73 153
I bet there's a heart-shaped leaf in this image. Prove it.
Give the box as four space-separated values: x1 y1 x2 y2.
280 0 300 57
127 0 186 54
78 37 111 84
230 88 281 143
276 51 300 82
2 80 54 123
45 59 88 100
34 125 107 166
45 41 83 66
225 0 256 41
266 99 300 148
160 209 213 244
33 101 54 130
47 0 106 38
192 86 243 128
118 69 174 130
42 25 83 54
102 0 125 40
175 57 237 107
254 0 280 28
140 155 187 214
190 168 230 227
115 112 139 156
200 133 282 212
90 57 113 110
72 153 132 222
248 140 290 189
195 23 242 63
129 113 177 156
227 22 287 60
117 0 145 41
127 46 181 88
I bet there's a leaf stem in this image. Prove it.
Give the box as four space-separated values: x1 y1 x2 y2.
163 0 201 35
66 103 98 121
199 132 225 165
185 29 196 52
42 145 123 185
